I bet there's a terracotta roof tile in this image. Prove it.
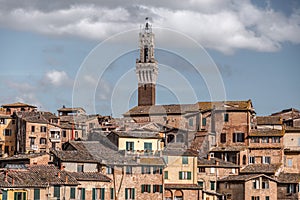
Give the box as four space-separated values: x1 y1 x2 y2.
240 164 281 174
277 173 300 183
249 129 284 136
256 116 282 125
2 102 37 108
68 172 110 182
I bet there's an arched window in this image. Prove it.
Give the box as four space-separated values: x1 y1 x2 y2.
167 134 175 143
174 190 183 200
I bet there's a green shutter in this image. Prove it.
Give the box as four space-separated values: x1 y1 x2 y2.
182 156 188 164
82 188 86 200
132 188 135 199
34 189 40 200
70 188 76 199
23 193 26 200
110 188 114 200
164 171 168 179
202 118 206 126
14 193 17 200
126 142 129 150
54 186 60 199
159 185 163 193
125 188 128 199
179 171 182 180
101 188 105 200
187 171 192 180
2 190 7 200
92 188 96 200
141 185 144 193
148 185 151 193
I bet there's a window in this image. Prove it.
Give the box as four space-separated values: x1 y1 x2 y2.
54 186 60 199
251 137 259 143
182 156 188 164
142 166 151 174
179 171 192 180
202 118 206 126
272 137 280 143
265 197 270 200
261 137 269 143
34 189 40 200
198 181 204 188
106 166 114 174
210 181 215 190
92 188 105 200
4 146 9 154
220 133 226 143
110 188 114 200
198 167 205 173
126 166 132 174
164 171 168 179
153 185 163 193
3 129 12 136
126 142 134 151
253 179 260 189
189 118 193 126
287 184 297 193
125 188 135 200
232 133 244 142
78 188 86 200
249 156 255 164
75 131 78 138
141 184 151 193
14 192 26 200
62 130 67 137
262 156 271 164
287 159 293 167
262 180 269 189
40 126 47 132
251 197 260 200
30 137 35 145
224 113 229 122
31 126 35 132
0 118 6 124
77 164 84 172
153 166 163 174
40 138 46 144
70 187 76 199
144 142 152 152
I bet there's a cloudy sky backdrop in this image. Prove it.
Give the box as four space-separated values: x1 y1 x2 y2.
0 0 299 116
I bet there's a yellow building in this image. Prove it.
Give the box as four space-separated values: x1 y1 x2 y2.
0 114 16 157
107 130 163 155
163 149 202 200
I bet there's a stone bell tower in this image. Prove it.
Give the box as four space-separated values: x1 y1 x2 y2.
136 17 158 106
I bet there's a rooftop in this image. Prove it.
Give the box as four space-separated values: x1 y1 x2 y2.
240 163 281 174
1 102 37 108
256 116 282 125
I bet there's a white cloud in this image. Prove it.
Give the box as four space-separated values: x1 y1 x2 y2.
44 70 72 86
0 0 299 53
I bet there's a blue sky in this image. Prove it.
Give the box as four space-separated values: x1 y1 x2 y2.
0 0 299 117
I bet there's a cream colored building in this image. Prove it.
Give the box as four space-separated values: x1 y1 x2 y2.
0 114 16 157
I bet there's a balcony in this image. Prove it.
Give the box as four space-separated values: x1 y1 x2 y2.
49 135 61 143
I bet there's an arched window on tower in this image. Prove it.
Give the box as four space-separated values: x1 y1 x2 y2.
144 46 148 62
167 134 175 143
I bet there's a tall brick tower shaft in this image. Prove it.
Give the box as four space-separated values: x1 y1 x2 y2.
136 17 158 106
